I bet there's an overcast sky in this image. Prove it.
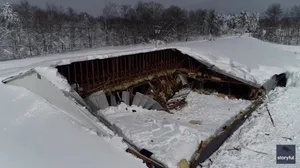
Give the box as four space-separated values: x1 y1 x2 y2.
1 0 299 15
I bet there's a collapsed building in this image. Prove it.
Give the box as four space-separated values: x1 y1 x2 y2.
56 48 262 110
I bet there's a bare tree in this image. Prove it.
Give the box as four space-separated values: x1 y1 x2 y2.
0 1 261 60
265 4 283 27
102 1 118 45
290 5 300 26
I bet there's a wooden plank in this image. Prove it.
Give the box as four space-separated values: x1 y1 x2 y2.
80 62 83 82
159 51 162 70
139 54 142 74
138 54 141 74
129 55 131 76
165 50 168 69
73 63 78 92
86 61 89 90
112 58 115 78
169 50 172 68
152 52 155 68
67 65 71 82
146 53 149 69
116 57 119 79
106 59 109 80
120 56 123 77
123 56 126 76
167 50 169 68
134 55 137 74
91 61 95 88
143 53 145 72
101 59 104 81
126 147 165 168
96 59 99 77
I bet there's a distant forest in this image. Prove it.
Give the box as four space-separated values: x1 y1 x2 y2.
0 0 261 60
254 4 300 45
1 1 298 60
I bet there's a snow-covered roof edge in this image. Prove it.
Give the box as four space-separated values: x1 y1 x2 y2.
1 46 261 88
52 46 261 88
175 47 261 88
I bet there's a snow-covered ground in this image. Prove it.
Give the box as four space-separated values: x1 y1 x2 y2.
172 36 300 69
202 73 300 168
0 83 146 168
101 92 251 168
171 36 300 85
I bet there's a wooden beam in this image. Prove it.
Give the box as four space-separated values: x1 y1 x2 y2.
129 55 131 76
106 59 109 81
80 62 83 83
91 61 95 88
73 63 78 92
86 61 89 90
101 59 104 81
96 59 99 78
67 65 71 82
116 57 119 79
126 148 165 168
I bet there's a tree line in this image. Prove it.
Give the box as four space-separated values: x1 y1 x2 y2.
0 0 259 60
254 4 300 45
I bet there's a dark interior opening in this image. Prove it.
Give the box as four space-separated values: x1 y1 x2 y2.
132 82 150 95
56 48 260 100
189 77 254 100
275 73 287 87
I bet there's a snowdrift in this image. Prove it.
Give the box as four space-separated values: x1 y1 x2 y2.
3 69 112 136
0 82 146 168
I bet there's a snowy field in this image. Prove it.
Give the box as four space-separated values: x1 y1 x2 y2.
101 92 251 168
1 35 300 168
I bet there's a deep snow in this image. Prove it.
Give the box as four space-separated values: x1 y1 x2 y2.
201 73 300 168
0 83 146 168
172 36 300 69
101 92 251 168
171 36 300 85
